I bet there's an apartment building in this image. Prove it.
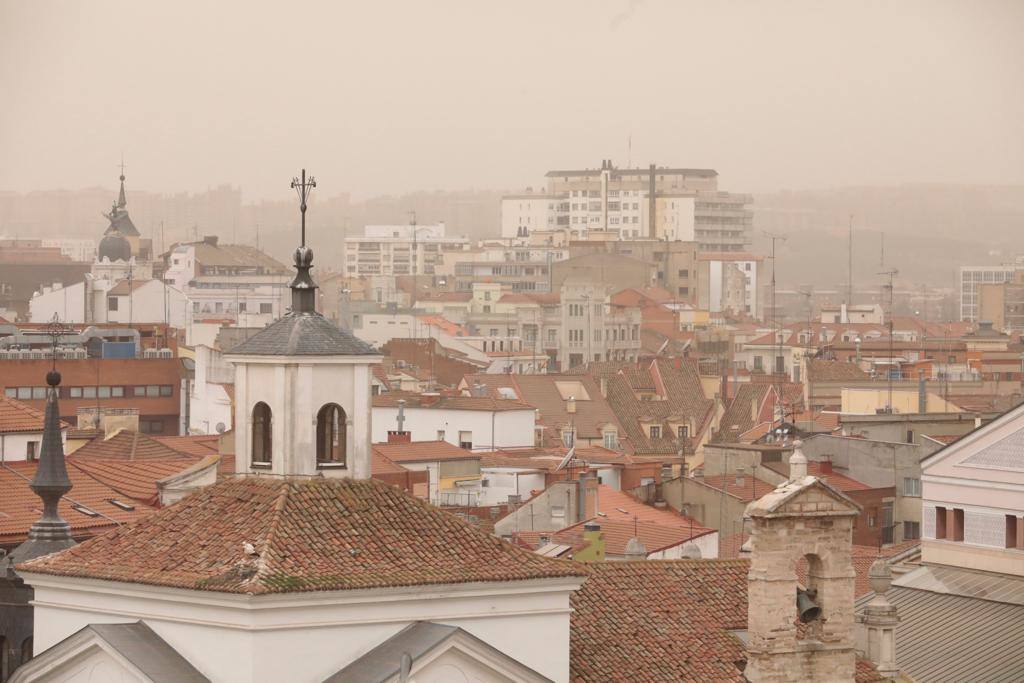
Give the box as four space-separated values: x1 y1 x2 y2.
343 222 470 277
501 160 753 252
959 261 1020 321
697 252 765 319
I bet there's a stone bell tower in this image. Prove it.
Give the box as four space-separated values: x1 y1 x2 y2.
744 442 861 683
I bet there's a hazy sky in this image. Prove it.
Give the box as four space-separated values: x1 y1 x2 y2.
2 0 1022 201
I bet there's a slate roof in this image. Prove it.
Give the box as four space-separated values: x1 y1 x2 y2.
866 564 1024 683
25 622 210 683
18 476 585 593
225 312 378 356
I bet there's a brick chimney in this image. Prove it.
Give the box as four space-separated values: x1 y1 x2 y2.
387 430 411 444
820 458 833 475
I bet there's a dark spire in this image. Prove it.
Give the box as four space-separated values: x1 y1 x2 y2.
289 169 318 314
7 369 75 565
117 157 127 208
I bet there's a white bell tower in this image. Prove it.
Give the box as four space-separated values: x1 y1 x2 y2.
225 169 381 479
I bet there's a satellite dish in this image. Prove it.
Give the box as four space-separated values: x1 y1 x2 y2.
215 422 227 434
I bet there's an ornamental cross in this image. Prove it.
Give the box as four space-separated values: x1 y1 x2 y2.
290 169 317 247
45 314 69 370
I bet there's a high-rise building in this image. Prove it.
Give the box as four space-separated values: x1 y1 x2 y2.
501 160 753 252
343 222 470 277
958 262 1021 321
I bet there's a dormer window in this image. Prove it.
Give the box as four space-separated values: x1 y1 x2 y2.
251 402 272 467
317 404 347 467
602 429 618 450
649 425 661 439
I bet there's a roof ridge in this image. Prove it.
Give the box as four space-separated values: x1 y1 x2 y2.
254 481 292 583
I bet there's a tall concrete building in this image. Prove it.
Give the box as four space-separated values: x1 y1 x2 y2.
343 222 469 277
959 261 1022 322
502 160 753 252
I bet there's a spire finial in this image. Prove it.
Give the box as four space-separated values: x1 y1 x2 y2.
288 169 318 314
117 156 127 208
8 327 75 565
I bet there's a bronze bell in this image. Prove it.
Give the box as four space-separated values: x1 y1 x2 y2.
797 587 822 623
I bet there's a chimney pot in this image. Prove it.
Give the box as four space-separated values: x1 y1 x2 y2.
387 430 411 444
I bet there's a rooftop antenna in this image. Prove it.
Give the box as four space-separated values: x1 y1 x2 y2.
847 215 854 307
879 268 898 413
763 231 787 425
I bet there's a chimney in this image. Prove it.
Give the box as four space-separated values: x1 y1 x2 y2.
751 398 758 423
918 371 927 413
387 430 411 444
567 396 577 414
648 163 657 238
420 393 441 407
599 376 608 398
820 458 833 475
789 440 808 481
735 467 746 488
581 474 599 520
582 522 606 562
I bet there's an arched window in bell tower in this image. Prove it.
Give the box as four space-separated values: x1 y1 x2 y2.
251 402 272 466
316 403 346 467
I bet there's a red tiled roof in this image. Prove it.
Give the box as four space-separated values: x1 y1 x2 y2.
371 450 410 475
0 395 58 433
372 440 479 463
372 392 534 411
68 431 207 505
478 446 630 470
0 461 154 546
807 359 872 382
19 476 585 594
553 518 713 556
570 560 750 682
153 434 221 457
594 485 703 528
107 279 152 295
698 474 778 502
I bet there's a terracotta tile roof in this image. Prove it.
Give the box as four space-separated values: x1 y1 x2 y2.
371 440 479 463
698 474 779 502
152 435 221 457
418 315 470 337
807 359 871 382
478 446 631 470
570 560 750 682
594 484 704 529
466 374 624 445
67 431 210 505
70 430 196 461
107 279 152 295
372 392 534 411
554 518 713 556
716 384 772 442
0 461 154 546
0 395 57 433
575 359 715 455
371 450 410 476
758 462 871 493
18 476 585 594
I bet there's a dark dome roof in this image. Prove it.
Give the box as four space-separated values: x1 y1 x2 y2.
98 233 131 262
225 312 379 356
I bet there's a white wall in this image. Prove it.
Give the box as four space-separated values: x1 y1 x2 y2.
231 357 378 479
26 575 581 683
372 406 535 451
479 468 547 506
501 197 551 238
0 430 66 462
29 282 87 323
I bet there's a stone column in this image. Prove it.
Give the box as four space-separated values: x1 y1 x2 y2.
857 558 900 678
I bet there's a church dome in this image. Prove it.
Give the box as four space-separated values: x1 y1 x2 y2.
98 232 131 262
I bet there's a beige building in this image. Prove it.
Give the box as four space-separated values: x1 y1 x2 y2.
501 160 753 252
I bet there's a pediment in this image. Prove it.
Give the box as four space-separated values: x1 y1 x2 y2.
325 621 551 683
10 622 208 683
745 476 861 518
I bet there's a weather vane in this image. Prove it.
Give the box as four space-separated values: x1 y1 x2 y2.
291 169 316 247
45 314 69 371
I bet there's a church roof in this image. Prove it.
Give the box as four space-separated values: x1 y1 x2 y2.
225 312 378 357
18 476 585 594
